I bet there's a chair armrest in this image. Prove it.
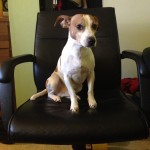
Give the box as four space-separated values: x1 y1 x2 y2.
0 54 35 129
121 50 148 76
0 54 35 83
122 49 150 122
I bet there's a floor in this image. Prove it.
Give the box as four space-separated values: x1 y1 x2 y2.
108 138 150 150
0 143 107 150
0 138 150 150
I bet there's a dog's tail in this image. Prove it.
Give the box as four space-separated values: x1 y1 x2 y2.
30 89 47 100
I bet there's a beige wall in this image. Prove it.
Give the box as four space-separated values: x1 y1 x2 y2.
103 0 150 77
8 0 150 106
8 0 39 106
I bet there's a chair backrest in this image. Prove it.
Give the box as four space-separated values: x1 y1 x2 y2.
34 8 121 97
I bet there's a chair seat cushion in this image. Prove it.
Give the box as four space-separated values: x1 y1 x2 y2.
8 91 148 144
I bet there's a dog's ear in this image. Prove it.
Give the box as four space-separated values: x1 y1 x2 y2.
92 15 99 31
54 15 71 28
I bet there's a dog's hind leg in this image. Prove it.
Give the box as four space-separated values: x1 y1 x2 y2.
46 72 67 102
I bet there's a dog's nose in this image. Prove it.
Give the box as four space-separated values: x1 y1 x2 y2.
88 37 96 47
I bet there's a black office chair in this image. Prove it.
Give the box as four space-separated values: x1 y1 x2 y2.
122 47 150 127
0 8 149 150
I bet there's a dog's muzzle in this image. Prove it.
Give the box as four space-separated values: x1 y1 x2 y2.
87 37 96 47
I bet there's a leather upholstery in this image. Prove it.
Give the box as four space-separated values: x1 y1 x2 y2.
0 54 34 83
9 92 148 144
141 48 150 116
122 48 150 126
0 8 149 144
122 50 148 76
143 47 150 74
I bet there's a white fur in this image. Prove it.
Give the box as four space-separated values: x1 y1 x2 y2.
30 14 98 112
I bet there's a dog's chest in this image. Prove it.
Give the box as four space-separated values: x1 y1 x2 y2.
61 47 95 83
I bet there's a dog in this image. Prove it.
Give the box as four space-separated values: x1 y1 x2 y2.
30 14 99 112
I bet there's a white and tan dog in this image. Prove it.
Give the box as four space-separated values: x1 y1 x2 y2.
30 14 99 112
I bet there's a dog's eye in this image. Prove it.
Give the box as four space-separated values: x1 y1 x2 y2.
92 24 98 30
76 24 84 30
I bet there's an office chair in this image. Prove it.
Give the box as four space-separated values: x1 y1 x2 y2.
0 8 149 150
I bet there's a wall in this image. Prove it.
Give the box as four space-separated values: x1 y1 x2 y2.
8 0 150 106
8 0 39 106
103 0 150 77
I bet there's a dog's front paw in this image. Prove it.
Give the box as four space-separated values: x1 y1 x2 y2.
89 100 97 109
88 97 97 109
70 101 79 112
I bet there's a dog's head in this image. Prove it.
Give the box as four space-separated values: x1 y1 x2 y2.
54 14 99 48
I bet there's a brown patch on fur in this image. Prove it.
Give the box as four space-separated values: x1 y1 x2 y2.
54 14 99 45
54 15 71 28
69 14 99 41
69 14 85 40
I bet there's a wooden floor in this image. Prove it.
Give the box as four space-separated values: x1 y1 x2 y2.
0 143 108 150
0 136 149 150
1 139 150 150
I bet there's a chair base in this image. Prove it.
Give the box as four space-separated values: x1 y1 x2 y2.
72 144 92 150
